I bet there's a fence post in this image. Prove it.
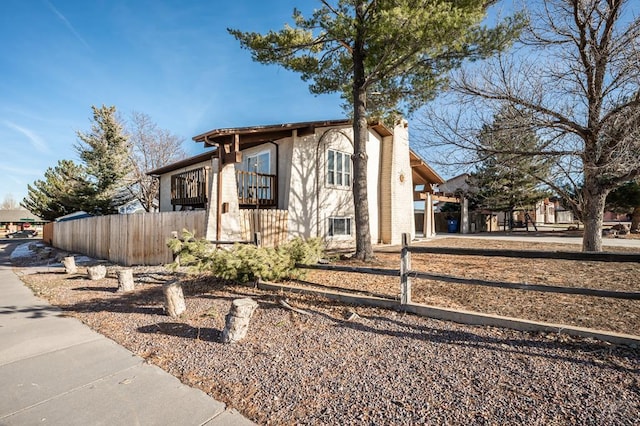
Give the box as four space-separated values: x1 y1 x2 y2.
400 233 411 305
253 232 262 247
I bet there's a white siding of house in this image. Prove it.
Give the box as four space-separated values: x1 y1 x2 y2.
277 137 294 209
281 124 385 249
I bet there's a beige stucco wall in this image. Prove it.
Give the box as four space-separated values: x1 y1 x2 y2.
285 131 323 240
366 131 382 245
283 124 384 249
204 159 242 241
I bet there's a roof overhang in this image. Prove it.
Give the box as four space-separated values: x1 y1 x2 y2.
149 119 397 177
146 149 218 176
193 119 352 149
410 149 445 186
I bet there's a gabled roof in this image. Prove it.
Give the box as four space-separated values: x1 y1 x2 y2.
193 119 353 148
0 209 43 223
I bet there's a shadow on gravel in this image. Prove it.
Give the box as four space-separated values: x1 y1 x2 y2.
58 285 165 316
330 313 640 374
72 286 119 293
137 322 220 342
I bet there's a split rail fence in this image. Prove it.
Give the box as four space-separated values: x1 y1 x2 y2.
297 233 640 343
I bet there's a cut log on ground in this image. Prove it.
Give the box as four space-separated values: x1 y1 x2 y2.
87 265 107 280
163 280 186 317
117 269 135 292
221 298 259 343
62 256 77 274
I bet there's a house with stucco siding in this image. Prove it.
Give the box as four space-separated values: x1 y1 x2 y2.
148 119 443 248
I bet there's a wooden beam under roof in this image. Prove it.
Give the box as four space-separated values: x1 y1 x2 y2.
410 149 444 187
193 119 352 147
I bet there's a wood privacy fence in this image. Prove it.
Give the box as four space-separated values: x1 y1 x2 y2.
52 211 207 266
48 209 289 266
239 209 288 248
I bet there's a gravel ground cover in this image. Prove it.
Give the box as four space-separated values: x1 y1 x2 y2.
13 237 640 425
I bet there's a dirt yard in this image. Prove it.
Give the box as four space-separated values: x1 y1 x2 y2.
301 236 640 335
13 235 640 425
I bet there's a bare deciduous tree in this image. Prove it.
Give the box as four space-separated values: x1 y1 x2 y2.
420 0 640 252
126 112 188 212
1 194 21 210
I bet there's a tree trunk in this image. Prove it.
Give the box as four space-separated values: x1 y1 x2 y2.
221 298 258 343
117 269 135 292
631 206 640 232
87 265 107 280
581 184 608 252
351 8 373 261
162 280 186 317
62 256 77 274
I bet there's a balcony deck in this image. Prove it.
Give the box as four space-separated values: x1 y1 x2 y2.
170 168 277 209
236 170 277 208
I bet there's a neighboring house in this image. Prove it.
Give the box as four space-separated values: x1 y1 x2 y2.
435 173 470 195
54 211 93 222
431 173 471 234
0 209 45 233
148 119 443 248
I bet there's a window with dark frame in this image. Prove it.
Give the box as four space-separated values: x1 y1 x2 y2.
328 217 352 236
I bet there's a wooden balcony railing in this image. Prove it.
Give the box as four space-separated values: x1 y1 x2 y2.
171 167 209 208
170 168 276 209
237 170 277 207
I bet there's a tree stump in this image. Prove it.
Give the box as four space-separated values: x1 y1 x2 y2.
163 280 186 317
87 265 107 280
117 269 135 292
62 256 77 274
221 298 258 343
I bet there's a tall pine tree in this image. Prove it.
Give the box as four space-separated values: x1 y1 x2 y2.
75 105 133 215
21 160 86 221
467 107 550 223
229 1 522 260
606 180 640 231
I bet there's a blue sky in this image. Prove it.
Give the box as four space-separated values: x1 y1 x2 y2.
0 0 346 205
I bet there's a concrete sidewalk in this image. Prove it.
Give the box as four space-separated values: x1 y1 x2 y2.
0 243 254 426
